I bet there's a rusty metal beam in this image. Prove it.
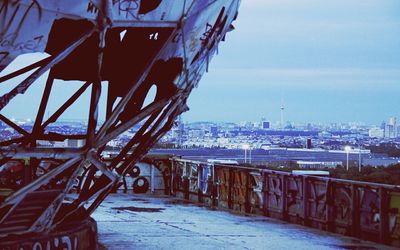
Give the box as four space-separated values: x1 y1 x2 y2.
41 81 92 129
0 0 242 238
0 28 95 110
0 114 28 136
0 57 50 84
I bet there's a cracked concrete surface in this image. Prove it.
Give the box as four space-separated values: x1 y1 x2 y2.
93 194 395 250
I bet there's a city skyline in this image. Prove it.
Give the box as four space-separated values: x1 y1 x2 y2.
183 0 400 123
4 115 398 129
1 0 400 124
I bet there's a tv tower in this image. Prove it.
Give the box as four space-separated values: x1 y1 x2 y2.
280 100 285 129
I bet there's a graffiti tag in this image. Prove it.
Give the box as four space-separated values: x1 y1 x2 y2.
86 2 98 14
199 23 213 45
0 0 42 35
16 235 78 250
0 51 9 64
114 0 140 19
0 33 45 52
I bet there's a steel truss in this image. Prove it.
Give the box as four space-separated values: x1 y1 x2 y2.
0 0 241 237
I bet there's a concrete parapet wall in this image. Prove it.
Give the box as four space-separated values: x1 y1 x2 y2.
141 156 400 248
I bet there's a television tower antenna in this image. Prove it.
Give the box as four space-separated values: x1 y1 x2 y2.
280 99 285 129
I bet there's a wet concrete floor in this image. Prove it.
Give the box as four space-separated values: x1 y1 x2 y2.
93 194 396 250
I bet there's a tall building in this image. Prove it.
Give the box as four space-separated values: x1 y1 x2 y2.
306 138 312 149
210 126 218 138
386 117 397 138
380 121 386 130
389 117 397 126
280 102 285 129
262 121 270 129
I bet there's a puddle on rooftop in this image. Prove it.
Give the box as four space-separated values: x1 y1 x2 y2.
112 206 165 213
165 199 205 207
131 198 151 203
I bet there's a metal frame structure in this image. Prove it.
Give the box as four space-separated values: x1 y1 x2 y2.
0 0 241 237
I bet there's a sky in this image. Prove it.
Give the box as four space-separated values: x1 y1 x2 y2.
183 0 400 125
1 0 400 125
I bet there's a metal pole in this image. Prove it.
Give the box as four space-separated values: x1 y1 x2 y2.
151 165 155 193
346 151 349 171
358 147 361 172
244 148 247 163
249 147 252 164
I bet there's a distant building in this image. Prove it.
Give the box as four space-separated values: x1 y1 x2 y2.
262 121 270 129
380 121 386 130
66 139 85 148
292 170 330 176
189 129 204 138
296 161 341 169
397 126 400 138
389 117 397 126
210 126 218 137
306 138 312 149
37 140 54 147
318 131 332 138
386 117 397 138
369 128 384 138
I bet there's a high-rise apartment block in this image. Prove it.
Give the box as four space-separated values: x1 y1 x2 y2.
385 117 397 138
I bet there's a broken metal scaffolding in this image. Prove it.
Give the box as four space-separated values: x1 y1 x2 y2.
0 0 240 237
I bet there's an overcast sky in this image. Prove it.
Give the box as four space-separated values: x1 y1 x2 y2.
1 1 400 125
183 0 400 125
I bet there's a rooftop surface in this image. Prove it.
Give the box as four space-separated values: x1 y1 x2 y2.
93 194 395 250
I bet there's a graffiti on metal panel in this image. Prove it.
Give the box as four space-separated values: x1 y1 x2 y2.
0 33 44 52
200 23 213 45
333 187 351 223
268 176 283 209
18 235 78 250
115 0 140 19
0 0 42 67
87 0 140 19
309 181 327 220
359 189 380 230
191 8 228 66
286 177 302 215
217 169 229 201
86 2 99 14
0 51 9 64
250 173 263 209
0 0 42 35
201 166 210 194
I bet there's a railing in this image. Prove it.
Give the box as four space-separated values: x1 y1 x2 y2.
161 157 400 247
